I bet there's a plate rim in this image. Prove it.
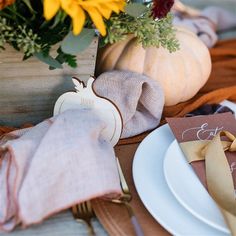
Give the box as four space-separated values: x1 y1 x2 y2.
163 139 229 233
132 124 229 235
132 124 175 234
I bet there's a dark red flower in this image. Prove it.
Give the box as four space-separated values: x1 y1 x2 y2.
152 0 174 19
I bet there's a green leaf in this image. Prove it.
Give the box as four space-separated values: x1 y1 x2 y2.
61 28 95 55
49 47 77 69
22 0 36 14
34 52 63 69
22 54 31 61
125 3 147 17
50 10 67 29
131 0 145 3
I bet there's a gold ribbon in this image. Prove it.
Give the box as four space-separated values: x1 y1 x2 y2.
180 131 236 235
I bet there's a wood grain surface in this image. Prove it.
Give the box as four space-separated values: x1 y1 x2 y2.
0 38 98 126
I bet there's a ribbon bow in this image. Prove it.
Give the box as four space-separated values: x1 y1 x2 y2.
180 131 236 235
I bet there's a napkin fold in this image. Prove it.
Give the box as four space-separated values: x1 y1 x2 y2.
0 109 121 231
173 6 236 47
93 70 164 138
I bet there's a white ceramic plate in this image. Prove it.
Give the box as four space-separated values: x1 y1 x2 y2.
132 124 229 235
163 140 229 233
220 100 236 115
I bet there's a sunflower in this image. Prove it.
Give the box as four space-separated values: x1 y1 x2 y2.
44 0 126 36
0 0 15 10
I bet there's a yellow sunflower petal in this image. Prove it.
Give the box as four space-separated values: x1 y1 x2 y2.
79 1 112 19
83 6 106 36
103 1 126 14
44 0 60 20
104 2 120 14
61 0 86 35
96 5 113 19
78 0 108 18
72 6 86 35
60 0 77 17
81 0 126 14
116 1 126 11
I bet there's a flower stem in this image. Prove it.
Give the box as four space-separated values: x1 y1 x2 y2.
6 6 30 23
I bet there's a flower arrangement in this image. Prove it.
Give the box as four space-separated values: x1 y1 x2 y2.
0 0 178 69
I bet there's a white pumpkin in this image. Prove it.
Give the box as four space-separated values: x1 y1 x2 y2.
96 27 212 106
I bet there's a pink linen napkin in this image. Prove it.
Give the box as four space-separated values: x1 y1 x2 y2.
0 109 122 231
94 70 164 138
173 6 236 47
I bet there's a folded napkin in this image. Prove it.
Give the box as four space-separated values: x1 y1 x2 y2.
93 70 164 138
173 6 236 47
0 109 121 231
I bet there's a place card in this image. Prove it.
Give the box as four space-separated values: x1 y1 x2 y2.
54 77 123 147
167 112 236 188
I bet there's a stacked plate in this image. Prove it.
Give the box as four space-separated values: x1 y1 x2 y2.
132 100 236 235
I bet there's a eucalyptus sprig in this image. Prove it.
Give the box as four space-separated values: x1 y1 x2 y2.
0 17 44 56
103 4 179 52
